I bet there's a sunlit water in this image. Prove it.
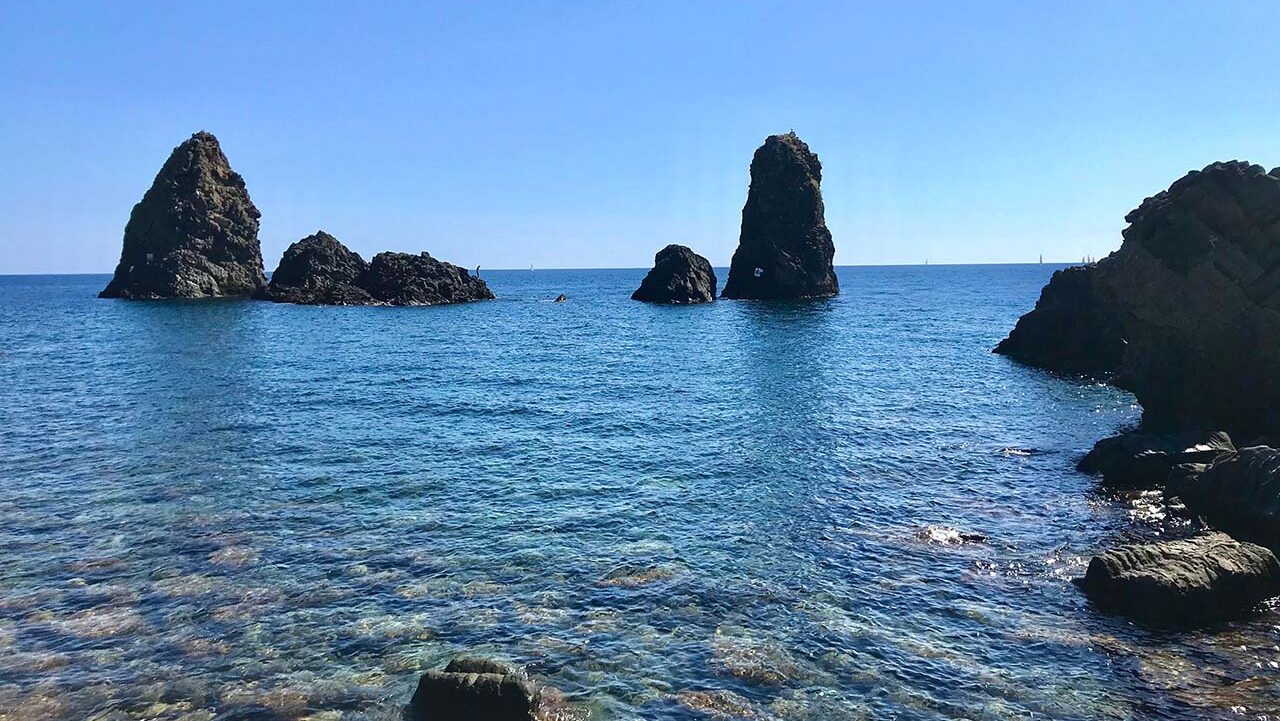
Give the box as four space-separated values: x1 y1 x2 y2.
1 266 1277 721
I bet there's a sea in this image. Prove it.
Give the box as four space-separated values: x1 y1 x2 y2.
1 265 1277 721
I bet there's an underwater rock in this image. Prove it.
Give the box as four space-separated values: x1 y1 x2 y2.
1081 532 1280 626
916 526 988 545
631 244 717 304
258 231 373 305
405 657 540 721
101 131 266 299
997 161 1280 435
721 132 838 300
1180 446 1280 550
1077 430 1235 488
360 252 494 306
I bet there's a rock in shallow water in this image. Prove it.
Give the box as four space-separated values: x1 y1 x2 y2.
405 657 540 721
101 131 266 299
1081 532 1280 626
1180 446 1280 550
721 132 838 300
631 244 717 304
1077 430 1234 488
996 160 1280 435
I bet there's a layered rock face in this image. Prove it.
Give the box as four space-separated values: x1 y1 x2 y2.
1081 532 1280 626
721 133 838 300
259 231 373 305
997 161 1280 435
1077 430 1234 488
360 252 494 306
1180 446 1280 550
406 658 540 721
632 244 717 304
101 131 265 298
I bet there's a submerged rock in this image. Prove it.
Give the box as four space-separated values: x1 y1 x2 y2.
996 161 1280 435
1077 430 1235 488
405 657 539 721
258 231 372 305
632 244 717 304
101 131 266 299
1081 532 1280 626
1181 446 1280 550
360 252 494 306
721 132 838 300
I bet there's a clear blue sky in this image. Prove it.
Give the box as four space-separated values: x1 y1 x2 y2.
2 1 1278 273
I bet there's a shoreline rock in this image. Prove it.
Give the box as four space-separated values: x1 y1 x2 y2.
721 132 838 300
632 244 717 304
1077 430 1234 488
405 657 540 721
1180 446 1280 550
101 131 266 299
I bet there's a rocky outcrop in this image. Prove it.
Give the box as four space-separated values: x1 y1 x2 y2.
1180 446 1280 550
1080 532 1280 626
997 161 1280 435
258 231 373 305
721 133 838 300
360 252 494 306
1077 430 1234 488
632 244 717 304
405 657 540 721
101 131 266 299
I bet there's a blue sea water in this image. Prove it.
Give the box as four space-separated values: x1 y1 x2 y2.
0 265 1277 720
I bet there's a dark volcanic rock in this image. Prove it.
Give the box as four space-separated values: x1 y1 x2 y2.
360 252 494 306
101 131 265 299
996 161 1280 434
259 231 373 305
721 132 838 300
1081 532 1280 626
1077 430 1234 488
993 265 1124 375
632 244 717 304
1181 446 1280 550
405 657 539 721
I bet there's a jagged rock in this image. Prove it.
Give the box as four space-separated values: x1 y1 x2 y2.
993 265 1124 374
360 252 494 306
632 244 717 304
101 131 265 298
258 231 372 305
554 294 567 303
721 133 838 300
1081 532 1280 626
1181 446 1280 550
996 161 1280 435
405 657 540 721
1077 430 1235 488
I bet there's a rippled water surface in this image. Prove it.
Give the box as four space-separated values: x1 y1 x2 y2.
2 266 1278 721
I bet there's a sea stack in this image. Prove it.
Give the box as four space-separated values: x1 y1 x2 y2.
100 131 266 298
721 132 838 300
360 251 495 306
631 244 717 304
996 161 1280 435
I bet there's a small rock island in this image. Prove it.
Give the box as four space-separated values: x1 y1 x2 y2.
100 131 267 298
631 244 717 304
721 132 838 300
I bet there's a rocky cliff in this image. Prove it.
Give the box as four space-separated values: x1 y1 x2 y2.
100 131 266 298
721 133 838 300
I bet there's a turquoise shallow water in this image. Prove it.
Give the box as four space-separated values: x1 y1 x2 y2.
1 265 1278 720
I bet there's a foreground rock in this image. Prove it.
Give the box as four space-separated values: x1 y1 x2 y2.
1081 532 1280 626
1077 430 1234 488
361 252 494 306
1180 446 1280 550
996 161 1280 435
101 131 266 299
721 132 838 300
258 231 372 305
405 658 539 721
632 244 717 303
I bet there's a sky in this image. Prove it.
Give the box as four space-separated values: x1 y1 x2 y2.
2 1 1279 273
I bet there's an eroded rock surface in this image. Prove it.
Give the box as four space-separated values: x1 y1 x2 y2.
1081 532 1280 626
259 231 372 305
721 132 838 300
101 131 265 299
405 657 539 721
361 252 494 306
1181 446 1280 550
632 244 717 304
1077 430 1234 488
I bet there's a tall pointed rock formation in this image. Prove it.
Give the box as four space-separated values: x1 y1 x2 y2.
100 131 266 298
721 132 838 300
